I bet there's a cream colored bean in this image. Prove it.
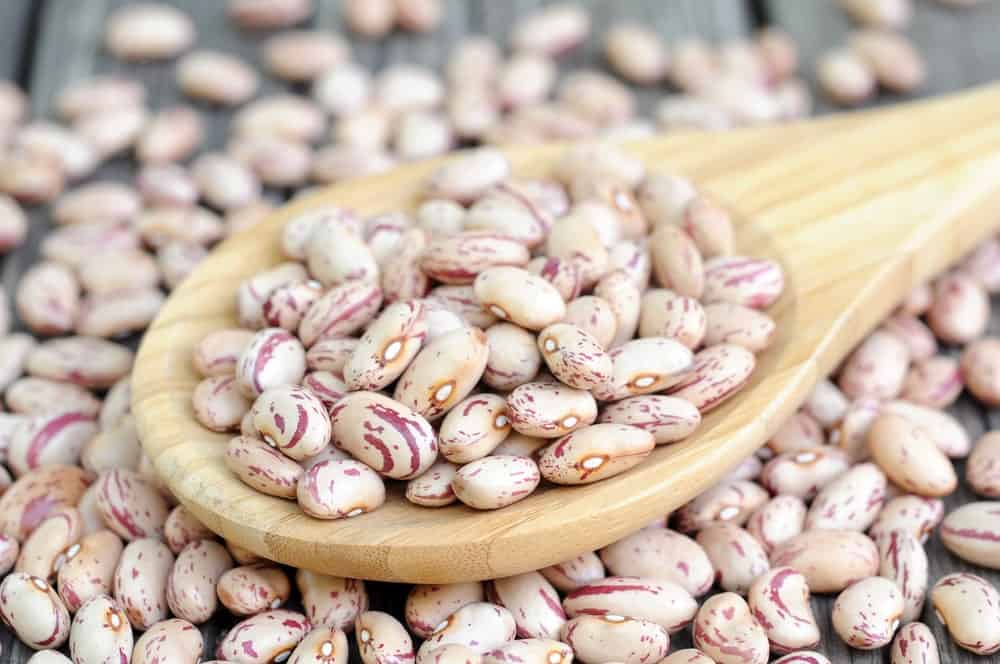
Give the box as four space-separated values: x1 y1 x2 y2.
307 337 361 376
877 529 928 622
838 330 911 400
405 460 459 507
439 394 510 463
55 74 144 123
482 639 571 664
703 302 776 352
301 371 348 412
428 284 499 327
452 455 540 510
16 261 79 336
216 609 312 663
313 62 370 118
297 459 385 519
765 412 825 456
760 447 850 500
0 465 90 540
177 50 258 106
0 573 70 649
193 329 256 377
394 327 489 421
344 300 426 391
540 551 605 593
675 479 769 533
192 152 261 211
52 182 139 225
26 653 72 664
75 287 164 338
73 106 147 159
604 23 669 84
869 413 957 497
484 323 541 391
425 148 510 204
563 575 696 634
249 385 330 460
405 582 485 638
830 398 880 461
696 523 769 594
832 576 903 649
42 221 139 268
931 573 1000 655
927 272 989 344
299 280 383 348
678 195 736 258
558 70 635 128
817 48 876 105
802 379 849 429
0 150 65 204
5 376 99 418
218 564 291 616
232 135 314 188
883 398 971 454
225 435 304 498
968 431 1000 496
600 528 713 597
882 313 937 361
560 614 669 664
69 594 133 664
770 529 878 593
163 505 213 554
487 571 565 639
940 501 1000 569
637 174 696 229
702 257 784 311
638 290 706 350
193 375 251 433
747 567 820 654
260 32 348 84
330 391 436 479
548 214 611 291
104 3 194 60
692 592 768 664
364 212 411 268
851 29 926 93
901 355 962 408
507 381 596 438
293 572 365 633
81 415 140 474
538 423 654 485
236 328 306 398
667 343 755 412
228 0 313 28
16 508 81 580
890 622 939 664
594 337 693 401
132 618 203 664
136 162 197 207
281 207 361 261
382 229 431 304
354 611 413 664
288 626 349 664
511 3 590 55
0 334 36 392
497 53 557 110
15 122 97 180
136 206 223 248
806 462 886 531
307 223 378 288
660 651 715 664
421 232 530 285
5 410 95 476
869 495 945 544
607 240 651 292
76 248 159 296
137 105 203 164
648 226 704 298
961 237 1000 291
166 539 233 623
597 395 700 445
57 530 122 612
95 468 169 541
0 535 18 575
961 336 1000 405
417 602 515 662
747 495 807 554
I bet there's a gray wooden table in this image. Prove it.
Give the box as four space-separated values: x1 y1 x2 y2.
1 1 999 661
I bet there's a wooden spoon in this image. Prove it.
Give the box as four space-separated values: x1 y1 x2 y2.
133 84 1000 583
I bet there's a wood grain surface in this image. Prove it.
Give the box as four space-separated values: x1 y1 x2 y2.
2 1 1000 661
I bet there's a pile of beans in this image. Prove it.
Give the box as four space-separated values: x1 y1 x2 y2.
0 0 995 661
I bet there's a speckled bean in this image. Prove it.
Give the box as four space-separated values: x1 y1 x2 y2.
927 272 988 344
306 337 361 376
0 535 18 576
692 592 768 664
217 564 291 616
746 495 807 554
564 575 697 634
421 232 530 285
0 465 91 540
405 460 459 508
890 622 939 664
69 594 133 664
939 501 1000 569
439 394 510 463
161 506 211 555
868 413 957 497
177 50 258 106
968 431 1000 496
307 222 378 288
660 650 715 664
702 256 784 309
667 343 756 412
599 528 714 597
507 382 596 438
548 216 611 291
0 573 69 649
16 261 79 336
769 529 878 593
405 582 485 639
806 462 886 531
56 529 122 612
216 609 311 663
931 572 1000 655
452 455 540 510
166 539 233 623
474 267 567 331
486 571 565 639
594 337 694 401
747 567 820 653
696 523 770 594
597 395 700 445
344 300 426 391
561 296 617 351
832 576 902 649
7 410 97 476
248 385 330 460
538 423 654 485
674 479 769 532
869 495 945 544
15 508 81 580
297 459 385 519
560 614 669 664
483 323 541 391
298 280 383 348
225 435 304 499
763 412 825 457
901 355 962 408
95 469 169 541
511 3 590 55
961 336 1000 405
26 337 133 389
838 330 911 400
394 327 489 421
104 3 195 60
877 528 928 622
539 552 604 593
136 206 223 248
236 328 306 398
193 375 251 433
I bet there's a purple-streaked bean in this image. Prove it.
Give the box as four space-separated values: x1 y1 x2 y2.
439 394 510 463
5 377 96 419
425 150 510 206
648 225 704 298
770 529 878 593
881 399 969 457
75 287 165 338
547 215 611 291
73 106 147 159
638 290 706 350
931 573 1000 655
236 328 306 398
382 228 430 304
297 459 385 519
395 0 442 31
666 343 755 412
600 528 713 597
570 178 645 241
306 227 378 288
851 29 925 93
69 594 133 664
136 162 198 207
507 381 597 438
0 465 91 540
177 50 258 106
497 53 557 110
137 205 224 248
483 322 541 391
869 495 945 544
235 95 326 145
15 507 80 579
486 571 565 639
427 284 498 328
760 447 850 500
692 592 768 664
927 272 989 344
747 567 820 653
452 455 540 510
724 455 764 483
838 330 910 400
703 302 776 352
394 327 488 420
114 538 174 630
302 371 348 412
940 502 1000 569
295 571 366 631
226 435 304 499
608 240 651 290
839 0 911 28
0 573 69 649
560 614 668 664
466 194 552 252
817 48 876 105
42 221 139 268
830 398 880 461
132 618 203 664
0 535 18 575
281 208 361 262
604 23 669 84
538 423 654 485
416 199 465 238
702 256 784 309
15 261 79 336
218 564 291 616
250 385 330 460
417 602 515 661
562 296 617 351
802 379 848 429
901 355 962 408
7 410 97 477
676 480 769 533
594 337 693 401
299 281 382 348
661 651 715 664
446 36 500 85
877 528 928 621
193 375 251 433
15 122 97 180
960 237 1000 291
637 174 697 228
832 576 903 649
216 609 311 663
558 70 635 127
104 2 194 60
331 108 392 152
678 195 736 258
869 413 957 497
55 74 144 122
261 31 349 83
563 575 696 633
52 182 140 225
539 552 605 595
482 639 570 664
344 300 426 391
194 329 256 377
290 626 349 664
0 194 27 252
405 459 459 507
961 336 1000 405
137 105 203 164
330 391 436 479
968 431 1000 497
313 62 371 117
77 248 159 295
696 523 770 594
421 232 530 285
890 622 939 664
882 313 937 361
95 469 169 541
166 539 233 623
597 394 700 445
805 462 886 531
0 150 66 204
419 647 483 664
405 582 484 639
191 152 261 211
510 3 589 55
163 505 213 554
57 529 122 611
306 337 360 375
364 212 410 267
764 412 825 456
375 64 444 114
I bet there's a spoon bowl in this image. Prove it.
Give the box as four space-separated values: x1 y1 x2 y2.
133 84 1000 583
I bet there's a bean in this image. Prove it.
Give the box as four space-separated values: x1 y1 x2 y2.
675 479 768 532
405 582 484 638
301 371 348 412
667 343 756 412
191 152 261 211
960 237 1000 291
703 302 776 352
772 653 831 664
69 595 133 664
539 551 605 593
236 328 306 398
890 622 939 664
931 572 1000 655
747 567 820 653
961 336 1000 405
878 529 929 622
288 626 349 664
313 62 371 117
0 194 26 252
0 573 70 649
482 639 570 664
927 272 989 344
6 408 98 475
0 149 66 204
226 540 264 566
939 501 1000 569
52 182 139 226
194 329 256 378
296 571 366 631
427 284 497 328
703 256 784 309
73 106 147 159
561 296 617 351
343 301 426 391
881 398 970 458
599 528 714 597
306 338 360 376
967 431 1000 496
839 330 911 400
439 394 510 463
829 398 879 462
832 576 903 649
297 459 385 519
660 651 715 664
421 232 530 286
104 3 195 60
483 323 541 391
136 163 198 207
228 0 313 28
16 261 80 336
375 64 444 114
382 229 431 304
868 413 957 497
597 394 700 445
132 618 203 664
817 48 876 105
452 455 540 510
77 248 160 296
299 281 383 348
226 434 305 499
137 206 224 248
42 221 139 268
560 614 668 664
216 609 311 663
16 508 81 580
839 0 912 28
538 423 653 485
770 529 879 593
163 505 213 554
248 385 330 461
648 226 704 298
405 459 459 507
137 105 203 164
901 355 963 408
261 32 348 84
806 462 886 531
564 576 696 633
55 74 144 123
218 564 291 616
696 523 770 594
764 412 825 456
16 122 98 181
191 375 250 433
507 381 596 438
802 379 849 429
95 468 169 542
851 29 926 93
343 0 394 36
595 337 694 401
882 313 937 361
692 592 768 664
547 215 611 292
869 495 945 544
604 23 669 85
394 327 489 420
177 50 258 106
425 148 510 205
56 530 122 612
484 572 565 639
0 535 18 575
166 540 233 623
747 495 807 553
497 54 557 110
0 465 91 540
607 240 651 292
